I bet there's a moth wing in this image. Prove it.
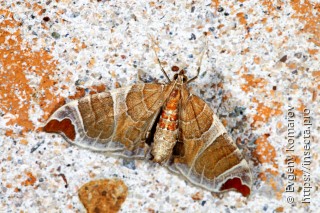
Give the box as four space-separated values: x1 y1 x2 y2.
168 87 252 196
44 83 174 158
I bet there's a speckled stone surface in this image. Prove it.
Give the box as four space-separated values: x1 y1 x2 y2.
0 0 319 212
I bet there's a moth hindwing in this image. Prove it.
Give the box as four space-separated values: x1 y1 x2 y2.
44 66 252 197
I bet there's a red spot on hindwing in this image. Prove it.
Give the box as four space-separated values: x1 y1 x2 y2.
220 177 251 197
43 118 76 141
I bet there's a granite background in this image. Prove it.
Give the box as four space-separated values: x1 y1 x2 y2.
0 0 319 212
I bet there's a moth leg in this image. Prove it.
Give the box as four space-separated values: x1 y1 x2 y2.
187 40 208 83
148 34 171 83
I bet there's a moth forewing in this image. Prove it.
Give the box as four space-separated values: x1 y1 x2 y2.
44 83 175 158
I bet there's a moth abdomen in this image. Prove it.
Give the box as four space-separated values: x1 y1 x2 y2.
151 89 180 163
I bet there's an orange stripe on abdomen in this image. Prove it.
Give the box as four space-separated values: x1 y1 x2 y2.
158 89 180 131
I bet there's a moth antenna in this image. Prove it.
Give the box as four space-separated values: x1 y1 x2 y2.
148 34 171 83
187 39 208 83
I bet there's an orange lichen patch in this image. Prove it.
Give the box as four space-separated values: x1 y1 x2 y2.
311 88 317 102
268 175 278 189
266 26 273 32
191 191 204 201
5 129 14 137
290 1 320 46
110 70 116 78
285 155 301 165
240 48 250 56
291 83 299 90
68 84 107 99
217 81 223 88
253 56 260 64
222 93 231 102
253 134 276 164
261 0 282 15
72 37 87 53
38 99 67 126
147 208 156 213
251 98 282 128
21 172 37 186
294 169 303 177
211 0 220 9
275 207 284 212
87 57 96 69
241 74 268 93
149 2 156 7
276 121 282 129
308 49 319 55
286 62 297 70
89 171 96 178
261 1 273 9
68 88 86 100
261 17 267 24
217 24 224 29
89 84 107 95
297 100 306 112
253 134 278 174
115 81 121 88
221 118 228 127
0 9 60 133
243 66 249 73
78 179 128 213
20 139 28 145
32 3 44 15
236 12 247 25
275 191 283 200
284 155 303 178
312 71 320 77
253 141 284 191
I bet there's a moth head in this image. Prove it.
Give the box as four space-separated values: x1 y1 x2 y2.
172 66 188 83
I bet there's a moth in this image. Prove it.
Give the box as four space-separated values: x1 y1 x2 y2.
44 48 252 197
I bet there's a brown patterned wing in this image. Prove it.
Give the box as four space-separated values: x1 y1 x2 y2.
168 86 252 196
44 83 174 158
